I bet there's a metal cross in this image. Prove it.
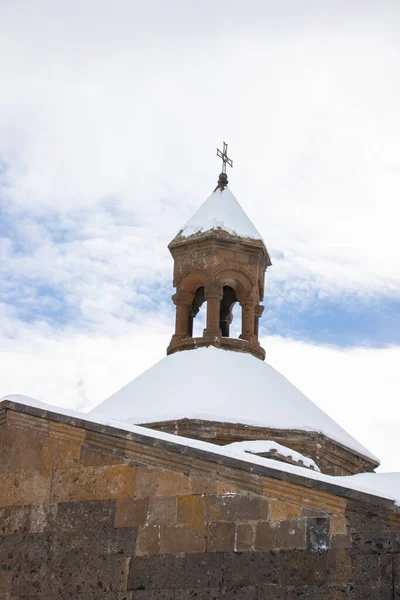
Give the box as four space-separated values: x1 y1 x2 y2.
217 142 233 174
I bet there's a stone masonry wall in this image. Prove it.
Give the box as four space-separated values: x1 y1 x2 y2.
1 404 400 599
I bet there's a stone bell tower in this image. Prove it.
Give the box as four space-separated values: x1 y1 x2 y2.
167 143 271 361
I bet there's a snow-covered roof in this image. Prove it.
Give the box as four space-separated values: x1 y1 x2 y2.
89 346 377 463
176 187 263 242
1 393 398 506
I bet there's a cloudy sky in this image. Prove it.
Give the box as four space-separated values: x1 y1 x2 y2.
1 1 399 470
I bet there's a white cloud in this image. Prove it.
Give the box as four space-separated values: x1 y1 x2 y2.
0 2 399 473
1 1 400 299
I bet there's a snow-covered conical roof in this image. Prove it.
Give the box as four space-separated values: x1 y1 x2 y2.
89 346 377 462
173 187 264 242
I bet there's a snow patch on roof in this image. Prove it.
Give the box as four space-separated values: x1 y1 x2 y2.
177 187 263 241
1 393 398 505
226 440 320 472
335 472 400 505
90 346 378 463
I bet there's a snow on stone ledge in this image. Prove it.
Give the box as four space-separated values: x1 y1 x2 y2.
2 393 400 507
226 440 320 472
177 187 263 241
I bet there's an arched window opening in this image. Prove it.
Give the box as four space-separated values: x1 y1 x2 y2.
190 287 206 338
230 302 242 338
219 286 239 338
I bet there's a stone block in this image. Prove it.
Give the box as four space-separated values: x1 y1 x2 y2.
49 527 137 558
349 582 393 599
185 552 224 588
52 466 99 502
236 522 255 551
14 470 51 505
307 517 330 550
346 500 392 534
0 429 17 474
155 470 191 497
0 505 29 535
55 499 115 531
128 554 186 591
207 522 235 552
14 429 47 473
135 467 159 498
236 494 269 521
148 496 177 525
351 531 399 554
255 521 274 551
0 572 12 594
0 474 14 507
190 477 219 495
269 500 301 521
29 503 58 533
159 524 206 554
177 495 205 524
136 525 160 556
330 515 347 535
42 438 81 470
11 554 130 596
205 494 237 522
350 553 381 583
52 465 135 502
80 445 124 467
330 534 351 549
222 552 278 587
273 519 307 550
115 497 148 527
96 464 135 500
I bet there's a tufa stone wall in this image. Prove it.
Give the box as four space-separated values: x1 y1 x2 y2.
0 401 400 599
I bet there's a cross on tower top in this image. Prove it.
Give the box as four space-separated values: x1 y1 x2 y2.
217 141 233 174
215 142 233 191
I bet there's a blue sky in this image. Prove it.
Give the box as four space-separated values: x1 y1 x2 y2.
1 0 400 470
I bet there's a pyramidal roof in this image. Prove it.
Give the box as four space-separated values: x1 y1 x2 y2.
89 346 377 462
175 187 263 242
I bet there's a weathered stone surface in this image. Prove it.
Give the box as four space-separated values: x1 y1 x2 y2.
270 500 301 521
236 522 255 551
177 495 205 524
14 470 51 505
155 470 191 497
148 496 177 525
160 524 206 554
128 554 186 590
55 500 115 531
136 525 160 556
42 437 81 470
207 522 235 552
0 474 14 507
115 498 148 527
52 465 135 502
205 494 238 522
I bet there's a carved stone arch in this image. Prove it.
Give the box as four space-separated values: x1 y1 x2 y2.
178 269 212 295
214 267 256 301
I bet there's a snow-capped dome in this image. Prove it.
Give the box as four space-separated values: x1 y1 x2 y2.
175 187 263 241
89 346 377 462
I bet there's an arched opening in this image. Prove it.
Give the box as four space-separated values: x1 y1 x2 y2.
189 286 206 338
219 286 241 338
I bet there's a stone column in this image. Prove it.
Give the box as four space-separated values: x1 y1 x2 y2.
239 297 256 343
254 304 264 339
203 286 222 338
171 291 193 340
